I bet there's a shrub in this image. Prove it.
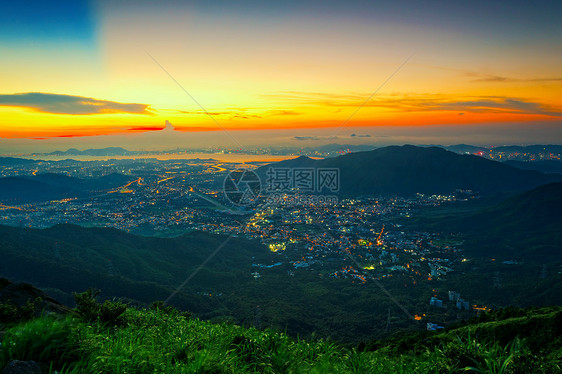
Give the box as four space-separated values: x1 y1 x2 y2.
73 289 127 326
149 301 191 319
0 298 40 325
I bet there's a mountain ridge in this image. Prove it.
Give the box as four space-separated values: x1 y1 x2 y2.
0 173 134 204
46 147 132 156
258 145 562 196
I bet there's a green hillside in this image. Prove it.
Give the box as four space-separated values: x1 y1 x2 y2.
2 220 561 346
1 287 560 373
426 182 562 260
0 224 274 315
405 182 562 262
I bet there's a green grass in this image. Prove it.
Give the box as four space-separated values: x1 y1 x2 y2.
1 304 560 373
0 309 416 373
0 316 80 371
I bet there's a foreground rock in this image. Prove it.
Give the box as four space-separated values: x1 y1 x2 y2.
1 361 42 374
0 278 72 316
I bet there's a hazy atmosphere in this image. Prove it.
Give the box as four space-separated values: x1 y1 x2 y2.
1 0 561 152
1 1 561 373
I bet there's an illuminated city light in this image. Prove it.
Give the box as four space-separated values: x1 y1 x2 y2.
268 243 287 252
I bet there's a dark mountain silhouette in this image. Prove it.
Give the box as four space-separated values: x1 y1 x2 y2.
445 144 489 154
0 278 71 316
0 157 37 166
454 182 562 230
0 224 272 311
438 182 562 259
30 172 131 191
258 145 562 196
311 143 377 153
47 147 81 156
0 177 76 204
504 160 562 174
29 173 79 188
47 147 133 156
492 145 562 154
0 173 134 204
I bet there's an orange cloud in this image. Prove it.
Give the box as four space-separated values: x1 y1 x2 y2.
177 108 301 120
262 91 562 117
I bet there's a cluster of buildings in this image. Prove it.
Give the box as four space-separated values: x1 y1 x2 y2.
430 291 472 311
233 193 470 293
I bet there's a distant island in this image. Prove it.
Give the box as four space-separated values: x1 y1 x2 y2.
46 147 134 157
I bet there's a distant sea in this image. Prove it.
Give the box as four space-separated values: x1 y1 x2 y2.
22 153 303 163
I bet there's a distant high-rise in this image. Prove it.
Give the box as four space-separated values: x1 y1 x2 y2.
448 291 461 301
456 299 470 310
430 297 443 307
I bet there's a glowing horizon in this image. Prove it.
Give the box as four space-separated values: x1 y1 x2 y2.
1 0 561 147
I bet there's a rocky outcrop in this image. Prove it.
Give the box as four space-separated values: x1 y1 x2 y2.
0 278 72 316
1 360 42 374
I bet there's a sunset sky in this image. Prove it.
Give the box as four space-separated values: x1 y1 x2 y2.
1 0 561 152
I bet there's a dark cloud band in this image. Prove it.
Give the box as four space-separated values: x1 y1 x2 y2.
0 92 152 115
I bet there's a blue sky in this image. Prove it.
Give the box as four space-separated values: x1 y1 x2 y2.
0 0 96 45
